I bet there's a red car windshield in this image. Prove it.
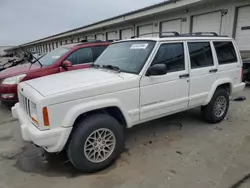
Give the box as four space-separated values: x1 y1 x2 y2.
36 47 70 66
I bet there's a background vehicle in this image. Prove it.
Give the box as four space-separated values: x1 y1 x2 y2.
12 32 245 173
0 41 109 103
0 53 44 72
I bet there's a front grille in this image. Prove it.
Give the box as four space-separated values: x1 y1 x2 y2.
19 92 31 117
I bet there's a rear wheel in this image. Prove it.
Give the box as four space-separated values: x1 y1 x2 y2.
201 88 229 123
67 114 124 173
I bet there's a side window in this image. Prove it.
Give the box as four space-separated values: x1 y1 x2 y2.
67 48 93 65
92 46 108 61
152 43 185 72
188 42 214 69
213 41 238 65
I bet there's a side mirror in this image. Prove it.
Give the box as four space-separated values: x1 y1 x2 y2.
146 64 167 76
61 60 72 70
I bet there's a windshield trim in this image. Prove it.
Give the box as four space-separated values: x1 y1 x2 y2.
94 40 156 75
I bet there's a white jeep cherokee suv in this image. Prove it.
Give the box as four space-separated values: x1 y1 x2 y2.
12 33 245 172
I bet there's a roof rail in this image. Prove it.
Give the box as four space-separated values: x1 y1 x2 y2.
180 32 229 37
131 31 180 38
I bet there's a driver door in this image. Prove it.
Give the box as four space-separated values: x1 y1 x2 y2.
140 42 190 121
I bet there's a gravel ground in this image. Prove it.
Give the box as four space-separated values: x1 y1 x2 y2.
0 85 250 188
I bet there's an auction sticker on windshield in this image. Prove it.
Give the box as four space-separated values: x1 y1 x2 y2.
130 44 148 49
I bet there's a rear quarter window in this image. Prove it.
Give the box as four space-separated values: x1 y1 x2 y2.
213 41 238 65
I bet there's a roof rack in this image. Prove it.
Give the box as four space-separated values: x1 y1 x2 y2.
130 31 229 39
131 31 180 38
80 39 102 43
80 39 115 43
180 32 228 37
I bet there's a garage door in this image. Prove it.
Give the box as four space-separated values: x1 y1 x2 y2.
192 11 222 34
86 35 94 40
138 24 154 37
121 28 133 39
107 31 119 40
235 6 250 51
161 19 182 34
79 37 85 42
95 33 105 41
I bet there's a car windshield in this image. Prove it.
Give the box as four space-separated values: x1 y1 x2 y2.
36 47 70 66
95 41 156 74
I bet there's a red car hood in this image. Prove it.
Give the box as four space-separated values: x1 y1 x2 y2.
0 63 41 79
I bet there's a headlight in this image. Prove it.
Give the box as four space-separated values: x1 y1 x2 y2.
30 101 38 126
2 74 26 84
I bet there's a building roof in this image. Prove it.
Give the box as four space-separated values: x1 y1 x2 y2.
6 0 206 51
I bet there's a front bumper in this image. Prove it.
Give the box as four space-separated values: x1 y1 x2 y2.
0 84 18 101
12 103 72 153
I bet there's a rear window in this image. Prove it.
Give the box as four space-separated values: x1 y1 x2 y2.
213 41 238 65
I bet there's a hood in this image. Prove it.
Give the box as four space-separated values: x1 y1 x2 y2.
25 68 134 96
0 63 41 79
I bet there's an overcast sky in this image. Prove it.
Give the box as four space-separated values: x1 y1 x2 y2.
0 0 163 46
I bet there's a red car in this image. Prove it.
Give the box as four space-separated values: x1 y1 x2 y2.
0 41 109 103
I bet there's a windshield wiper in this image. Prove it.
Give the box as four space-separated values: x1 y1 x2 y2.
19 45 43 68
102 65 121 72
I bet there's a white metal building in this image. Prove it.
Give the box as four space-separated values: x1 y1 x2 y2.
0 46 13 55
5 0 250 58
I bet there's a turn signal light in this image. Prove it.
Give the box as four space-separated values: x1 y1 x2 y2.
43 107 50 126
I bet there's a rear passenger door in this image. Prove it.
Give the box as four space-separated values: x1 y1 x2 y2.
188 41 218 107
140 42 190 121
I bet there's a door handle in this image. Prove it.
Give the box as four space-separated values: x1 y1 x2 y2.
209 69 218 73
179 74 190 79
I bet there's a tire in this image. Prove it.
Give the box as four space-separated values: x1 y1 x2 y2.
201 88 229 124
67 114 125 173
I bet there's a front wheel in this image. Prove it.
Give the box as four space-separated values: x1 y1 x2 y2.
201 88 229 124
67 114 125 173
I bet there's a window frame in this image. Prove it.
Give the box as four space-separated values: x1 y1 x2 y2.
65 47 93 66
187 41 215 69
150 42 186 73
143 41 187 76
